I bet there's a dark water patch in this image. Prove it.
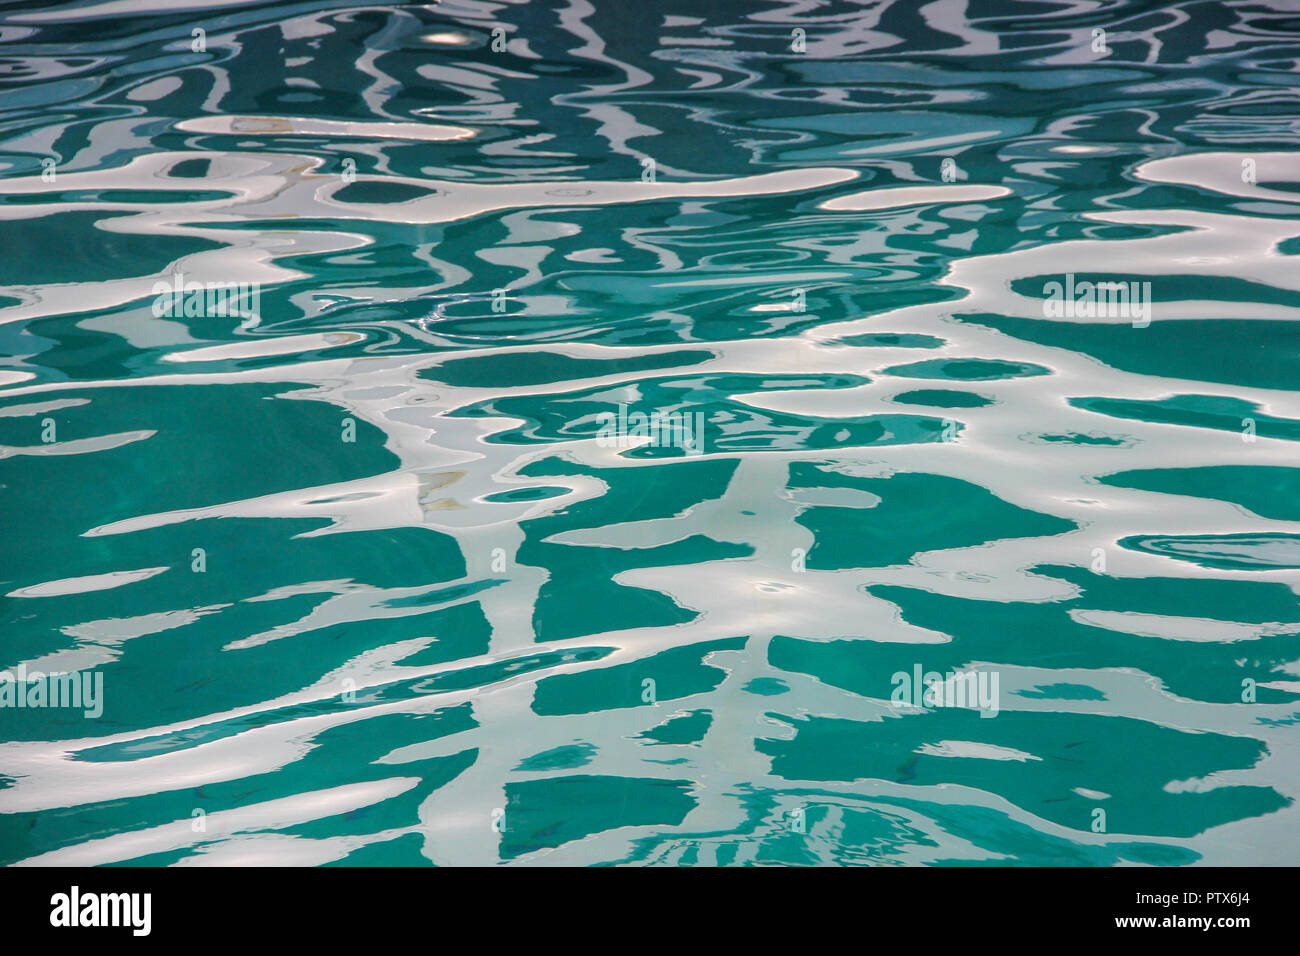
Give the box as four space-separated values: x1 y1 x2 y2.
882 358 1052 381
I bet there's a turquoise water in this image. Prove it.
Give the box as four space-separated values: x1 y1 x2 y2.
1 0 1299 866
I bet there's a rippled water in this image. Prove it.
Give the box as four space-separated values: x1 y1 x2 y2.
2 0 1299 867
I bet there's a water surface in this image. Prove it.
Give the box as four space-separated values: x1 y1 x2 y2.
1 0 1299 866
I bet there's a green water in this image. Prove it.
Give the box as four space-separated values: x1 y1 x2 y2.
1 0 1299 866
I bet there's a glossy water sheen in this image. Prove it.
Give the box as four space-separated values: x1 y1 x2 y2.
1 0 1299 867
